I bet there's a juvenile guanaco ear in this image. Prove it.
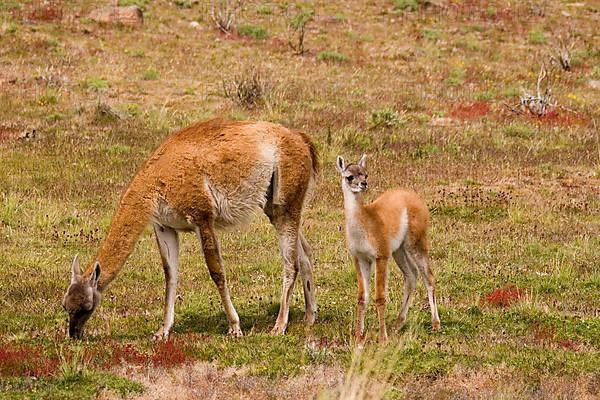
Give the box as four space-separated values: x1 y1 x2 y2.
358 154 367 168
71 255 81 284
90 262 101 289
336 156 346 173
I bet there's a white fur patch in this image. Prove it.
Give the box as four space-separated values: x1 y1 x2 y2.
389 208 409 253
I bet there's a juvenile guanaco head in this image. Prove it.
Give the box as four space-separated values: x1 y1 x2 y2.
336 154 369 193
62 256 102 339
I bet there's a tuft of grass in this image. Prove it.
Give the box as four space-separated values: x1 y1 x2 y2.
444 68 466 86
368 109 403 129
393 0 430 11
141 68 159 81
317 51 348 63
528 29 546 45
237 25 269 40
36 88 59 106
504 122 537 139
83 76 109 92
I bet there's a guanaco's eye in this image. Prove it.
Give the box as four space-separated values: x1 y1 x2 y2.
364 174 368 179
346 176 353 182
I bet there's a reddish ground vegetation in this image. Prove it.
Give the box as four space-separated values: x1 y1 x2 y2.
0 344 58 377
450 101 491 120
483 285 523 308
11 1 64 22
150 339 188 368
103 340 188 369
525 109 589 127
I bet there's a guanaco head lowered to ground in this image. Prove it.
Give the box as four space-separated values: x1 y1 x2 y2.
61 119 318 340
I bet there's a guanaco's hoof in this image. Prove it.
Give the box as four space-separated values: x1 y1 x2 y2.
228 326 243 338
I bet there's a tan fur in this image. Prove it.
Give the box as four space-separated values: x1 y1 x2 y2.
336 155 440 345
89 5 143 27
63 119 318 339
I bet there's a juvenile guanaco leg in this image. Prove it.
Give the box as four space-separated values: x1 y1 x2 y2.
62 119 318 339
336 154 440 345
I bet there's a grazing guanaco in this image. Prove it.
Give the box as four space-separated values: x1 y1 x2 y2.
63 119 318 339
336 155 440 344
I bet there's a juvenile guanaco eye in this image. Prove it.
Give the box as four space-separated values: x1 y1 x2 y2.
365 174 368 179
346 176 353 182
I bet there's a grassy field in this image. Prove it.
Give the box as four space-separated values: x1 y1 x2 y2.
1 0 599 398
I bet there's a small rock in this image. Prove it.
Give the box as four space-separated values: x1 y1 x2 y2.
429 116 457 127
588 80 600 90
189 21 200 28
561 11 571 17
88 5 143 27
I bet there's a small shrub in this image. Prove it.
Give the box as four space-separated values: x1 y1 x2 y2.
119 0 150 11
141 68 159 80
503 123 536 139
84 76 109 92
393 0 430 11
369 109 402 129
37 88 58 106
528 29 546 45
317 51 348 63
237 24 268 40
222 69 270 109
210 0 242 34
286 7 314 55
444 68 465 86
121 102 142 117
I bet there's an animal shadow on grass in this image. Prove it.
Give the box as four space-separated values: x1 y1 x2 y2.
174 303 305 335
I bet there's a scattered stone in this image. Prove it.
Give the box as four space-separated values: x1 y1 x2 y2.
429 116 457 127
88 5 143 27
588 80 600 90
189 21 200 28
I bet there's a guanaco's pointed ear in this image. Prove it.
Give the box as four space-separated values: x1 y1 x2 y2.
71 255 81 284
336 156 345 173
358 154 367 168
90 262 101 289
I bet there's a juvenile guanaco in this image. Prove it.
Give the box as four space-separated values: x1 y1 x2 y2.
63 119 318 339
336 154 440 344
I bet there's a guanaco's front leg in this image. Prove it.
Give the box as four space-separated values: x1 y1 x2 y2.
196 221 242 337
374 257 389 344
354 257 372 346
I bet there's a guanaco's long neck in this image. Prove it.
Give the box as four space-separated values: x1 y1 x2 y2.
341 182 365 222
84 186 153 291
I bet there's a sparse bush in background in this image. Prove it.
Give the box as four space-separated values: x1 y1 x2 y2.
84 76 109 92
317 51 348 63
528 29 546 45
286 7 314 55
141 68 159 80
222 69 271 109
548 35 575 71
238 24 268 40
210 0 242 34
520 63 553 116
504 122 536 139
393 0 430 12
368 109 404 129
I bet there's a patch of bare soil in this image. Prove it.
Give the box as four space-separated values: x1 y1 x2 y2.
101 362 344 400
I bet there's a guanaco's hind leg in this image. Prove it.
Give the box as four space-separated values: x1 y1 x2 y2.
299 232 317 325
392 247 417 332
153 224 179 340
195 220 242 337
270 213 300 334
374 257 390 344
404 245 441 331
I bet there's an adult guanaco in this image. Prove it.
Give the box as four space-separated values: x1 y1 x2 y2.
336 154 440 344
63 119 318 339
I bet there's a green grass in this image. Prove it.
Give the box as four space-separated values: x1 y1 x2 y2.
237 25 269 40
317 51 348 62
0 0 599 398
